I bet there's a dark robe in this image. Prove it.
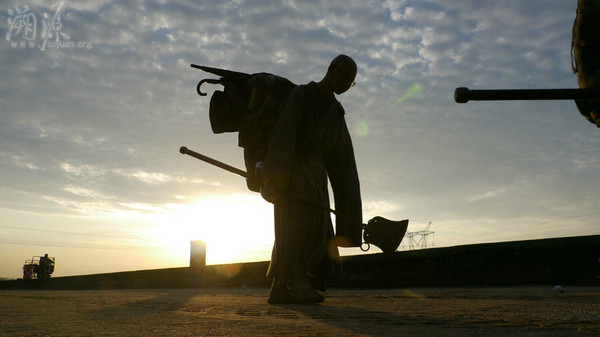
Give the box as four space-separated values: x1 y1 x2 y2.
261 82 362 282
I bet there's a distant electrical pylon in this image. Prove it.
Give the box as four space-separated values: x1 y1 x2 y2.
404 222 435 250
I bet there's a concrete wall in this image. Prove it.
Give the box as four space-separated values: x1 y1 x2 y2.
1 235 598 290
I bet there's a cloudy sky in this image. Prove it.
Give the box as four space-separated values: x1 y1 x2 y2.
1 0 598 279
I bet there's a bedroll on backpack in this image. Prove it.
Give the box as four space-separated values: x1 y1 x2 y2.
571 0 600 127
192 64 296 191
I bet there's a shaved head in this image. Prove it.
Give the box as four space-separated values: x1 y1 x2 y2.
320 54 357 95
330 54 357 79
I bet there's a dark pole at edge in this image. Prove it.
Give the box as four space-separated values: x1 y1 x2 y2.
455 87 600 104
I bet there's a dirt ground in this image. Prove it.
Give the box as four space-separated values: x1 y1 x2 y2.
1 286 599 336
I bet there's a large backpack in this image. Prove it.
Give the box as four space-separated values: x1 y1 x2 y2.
192 65 296 191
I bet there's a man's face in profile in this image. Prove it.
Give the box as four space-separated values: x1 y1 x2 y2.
331 64 356 95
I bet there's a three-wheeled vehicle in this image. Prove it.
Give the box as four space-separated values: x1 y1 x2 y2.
22 255 55 280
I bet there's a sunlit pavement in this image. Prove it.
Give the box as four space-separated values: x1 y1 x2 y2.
1 287 599 336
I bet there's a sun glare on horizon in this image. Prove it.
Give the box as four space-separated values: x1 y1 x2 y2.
149 194 274 266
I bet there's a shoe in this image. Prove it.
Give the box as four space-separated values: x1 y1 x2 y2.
288 285 324 304
267 283 296 304
308 275 326 292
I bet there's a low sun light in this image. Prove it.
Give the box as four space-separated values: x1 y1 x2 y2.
150 193 275 266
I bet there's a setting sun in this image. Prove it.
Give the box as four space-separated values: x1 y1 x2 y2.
149 194 274 266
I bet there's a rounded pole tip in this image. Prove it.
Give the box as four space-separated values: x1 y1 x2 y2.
179 146 188 154
454 87 470 103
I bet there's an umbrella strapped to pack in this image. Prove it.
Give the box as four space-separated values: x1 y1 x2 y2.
192 64 296 192
185 64 409 254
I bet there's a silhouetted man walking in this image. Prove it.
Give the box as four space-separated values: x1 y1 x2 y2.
260 55 362 304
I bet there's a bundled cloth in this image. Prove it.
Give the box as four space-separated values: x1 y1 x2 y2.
572 0 600 127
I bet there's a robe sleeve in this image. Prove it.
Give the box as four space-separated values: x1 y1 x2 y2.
325 115 363 247
260 85 304 203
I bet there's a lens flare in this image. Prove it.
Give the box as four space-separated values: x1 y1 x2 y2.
354 121 370 137
214 264 242 278
393 83 423 106
402 289 425 299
